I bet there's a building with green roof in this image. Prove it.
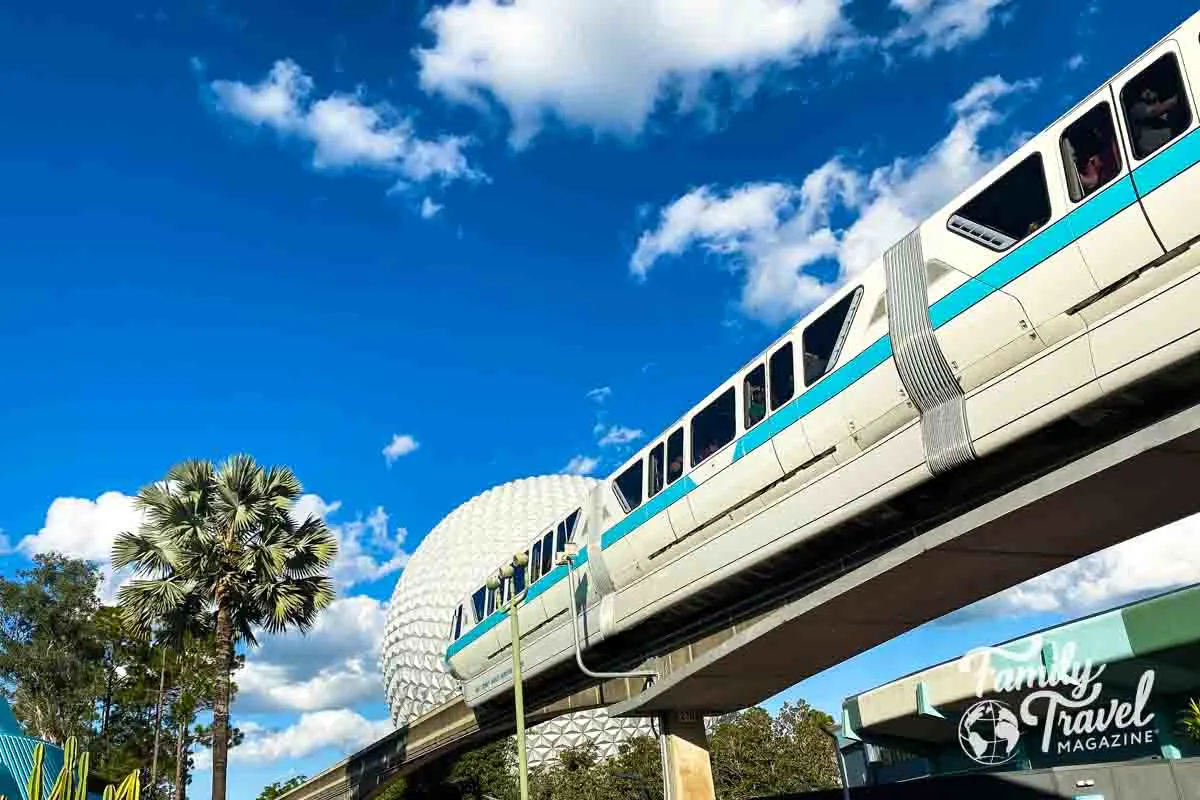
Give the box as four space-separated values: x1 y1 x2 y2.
0 698 110 800
838 583 1200 787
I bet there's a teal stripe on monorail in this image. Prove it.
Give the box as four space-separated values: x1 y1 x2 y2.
930 176 1139 328
445 539 591 658
601 475 696 550
1131 126 1200 196
447 129 1196 666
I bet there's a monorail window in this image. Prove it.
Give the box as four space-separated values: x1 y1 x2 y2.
1121 52 1192 160
802 288 860 387
691 387 736 467
647 443 665 498
614 460 644 512
769 343 795 410
666 428 684 484
744 364 767 430
486 587 496 617
556 521 568 553
1062 103 1123 202
513 562 527 594
948 154 1051 251
541 531 554 575
452 606 463 640
472 587 486 622
564 509 580 540
531 541 543 582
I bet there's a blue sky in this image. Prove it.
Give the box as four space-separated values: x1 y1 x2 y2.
3 0 1200 796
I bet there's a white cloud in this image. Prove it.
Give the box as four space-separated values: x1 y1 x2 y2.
631 74 1036 323
294 494 410 590
194 710 393 767
953 516 1200 622
1067 53 1085 71
563 455 600 476
210 59 483 194
16 491 142 602
420 197 443 219
415 0 851 146
15 490 406 606
597 425 644 447
886 0 1013 56
382 433 420 464
237 594 388 713
587 386 613 403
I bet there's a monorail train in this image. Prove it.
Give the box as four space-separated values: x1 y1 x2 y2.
446 9 1200 707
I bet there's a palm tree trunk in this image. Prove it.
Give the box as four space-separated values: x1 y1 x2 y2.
174 717 189 800
211 604 234 800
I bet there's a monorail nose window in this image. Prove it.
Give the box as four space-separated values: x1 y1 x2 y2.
1121 52 1192 160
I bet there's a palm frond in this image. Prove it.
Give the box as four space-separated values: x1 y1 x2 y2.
116 577 202 637
111 529 176 575
284 517 339 577
252 576 335 636
261 465 303 511
166 459 215 496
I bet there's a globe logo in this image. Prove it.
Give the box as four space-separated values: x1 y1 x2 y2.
958 700 1021 765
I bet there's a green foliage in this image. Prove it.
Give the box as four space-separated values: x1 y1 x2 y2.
0 554 106 744
397 701 840 800
710 701 840 798
1180 697 1200 743
256 775 309 800
112 455 339 800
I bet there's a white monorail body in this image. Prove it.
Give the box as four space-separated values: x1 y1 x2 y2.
446 10 1200 708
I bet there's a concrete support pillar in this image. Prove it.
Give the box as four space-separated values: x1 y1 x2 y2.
659 711 715 800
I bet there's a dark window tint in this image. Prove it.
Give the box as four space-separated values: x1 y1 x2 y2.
1062 103 1123 202
691 388 736 467
769 343 795 410
949 154 1052 251
666 428 684 484
744 364 767 430
452 606 463 640
803 289 859 386
1122 52 1192 160
541 532 554 575
486 587 496 617
614 460 644 512
472 588 486 622
556 521 567 553
531 541 542 581
648 443 665 497
564 509 580 541
513 563 526 594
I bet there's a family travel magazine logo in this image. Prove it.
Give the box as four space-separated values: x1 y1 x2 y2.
954 635 1156 765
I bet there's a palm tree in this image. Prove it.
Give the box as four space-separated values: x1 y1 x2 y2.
112 455 338 800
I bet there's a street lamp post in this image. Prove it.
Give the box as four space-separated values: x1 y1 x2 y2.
490 551 531 800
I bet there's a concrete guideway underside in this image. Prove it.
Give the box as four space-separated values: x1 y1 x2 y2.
280 676 650 800
607 400 1200 718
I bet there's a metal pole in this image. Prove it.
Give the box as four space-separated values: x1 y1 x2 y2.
509 591 529 800
561 551 656 682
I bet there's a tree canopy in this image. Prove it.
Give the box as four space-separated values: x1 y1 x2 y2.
386 700 840 800
256 775 309 800
0 552 244 796
113 455 338 800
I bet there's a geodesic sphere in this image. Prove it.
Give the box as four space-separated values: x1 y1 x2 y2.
379 475 601 726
